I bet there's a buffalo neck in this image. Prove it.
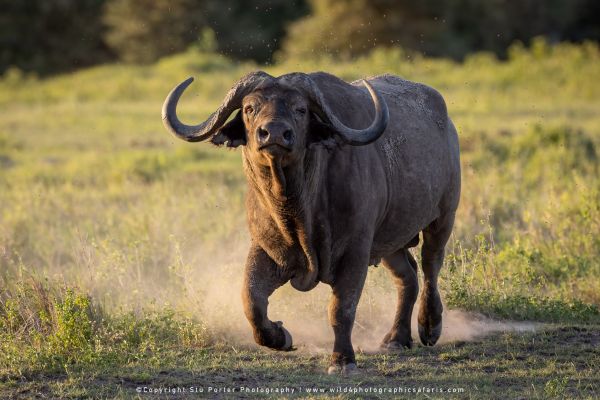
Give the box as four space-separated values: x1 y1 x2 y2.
243 150 323 239
242 149 327 290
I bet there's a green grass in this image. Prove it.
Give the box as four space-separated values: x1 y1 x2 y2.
4 328 600 399
1 38 599 397
1 281 598 399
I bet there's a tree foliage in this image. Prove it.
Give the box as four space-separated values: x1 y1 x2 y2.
205 0 308 62
0 0 308 74
281 0 600 60
0 0 110 75
0 0 598 74
102 0 207 64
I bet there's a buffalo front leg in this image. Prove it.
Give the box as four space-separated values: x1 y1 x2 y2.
381 248 419 349
327 258 368 375
418 212 455 346
242 245 292 351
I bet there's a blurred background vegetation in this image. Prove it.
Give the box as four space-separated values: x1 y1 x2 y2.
0 1 599 395
1 0 600 75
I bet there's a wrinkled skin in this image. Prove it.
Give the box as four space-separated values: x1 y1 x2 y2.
162 71 461 374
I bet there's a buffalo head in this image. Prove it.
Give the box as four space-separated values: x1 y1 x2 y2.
162 71 389 167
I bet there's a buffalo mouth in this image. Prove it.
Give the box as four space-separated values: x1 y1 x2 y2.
258 143 292 153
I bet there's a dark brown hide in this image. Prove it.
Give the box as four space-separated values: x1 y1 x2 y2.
162 71 461 374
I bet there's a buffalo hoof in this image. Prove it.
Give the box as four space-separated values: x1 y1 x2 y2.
327 363 358 375
380 330 412 350
418 322 442 346
280 325 293 351
380 340 412 351
275 321 293 351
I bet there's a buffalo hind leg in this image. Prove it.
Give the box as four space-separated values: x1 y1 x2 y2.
242 245 292 351
327 256 368 375
381 248 419 349
418 212 455 346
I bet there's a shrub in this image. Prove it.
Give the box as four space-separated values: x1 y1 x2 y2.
0 277 210 376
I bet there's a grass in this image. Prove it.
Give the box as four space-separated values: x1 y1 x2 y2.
1 280 598 399
3 327 600 399
1 37 599 397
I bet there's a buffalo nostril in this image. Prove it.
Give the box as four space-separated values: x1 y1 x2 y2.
258 127 269 142
283 129 292 142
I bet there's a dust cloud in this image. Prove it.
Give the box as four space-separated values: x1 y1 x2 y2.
171 244 538 353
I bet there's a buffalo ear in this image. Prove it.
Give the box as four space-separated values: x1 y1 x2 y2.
307 113 341 150
211 110 246 147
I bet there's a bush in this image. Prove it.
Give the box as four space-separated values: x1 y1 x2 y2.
0 277 210 376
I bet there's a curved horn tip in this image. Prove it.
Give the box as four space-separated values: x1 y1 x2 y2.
162 77 195 120
361 79 377 95
363 79 390 121
344 78 389 145
177 76 195 92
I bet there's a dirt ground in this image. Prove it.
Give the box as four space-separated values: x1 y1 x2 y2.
2 325 598 399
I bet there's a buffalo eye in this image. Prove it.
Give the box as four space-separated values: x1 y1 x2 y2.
295 107 307 116
244 105 254 115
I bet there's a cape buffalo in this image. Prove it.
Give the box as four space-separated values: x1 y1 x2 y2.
162 71 461 374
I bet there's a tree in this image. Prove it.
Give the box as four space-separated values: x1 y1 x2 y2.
278 0 380 60
0 0 109 75
102 0 207 64
280 0 597 61
102 0 308 64
205 0 308 62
